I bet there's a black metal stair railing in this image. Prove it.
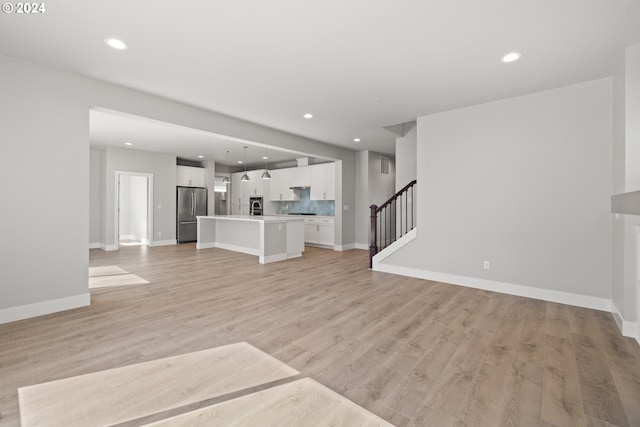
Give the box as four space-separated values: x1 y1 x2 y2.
369 180 417 268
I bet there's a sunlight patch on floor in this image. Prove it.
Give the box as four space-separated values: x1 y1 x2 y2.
18 342 300 427
88 265 149 288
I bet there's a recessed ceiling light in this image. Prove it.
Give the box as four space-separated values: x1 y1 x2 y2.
198 155 204 159
353 138 361 142
374 96 380 101
124 142 133 146
303 113 313 119
105 38 128 50
237 160 243 164
262 156 268 160
501 52 521 63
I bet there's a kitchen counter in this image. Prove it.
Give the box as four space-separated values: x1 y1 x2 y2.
196 215 305 263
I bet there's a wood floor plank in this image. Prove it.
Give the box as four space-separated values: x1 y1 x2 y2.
541 334 586 427
0 244 638 426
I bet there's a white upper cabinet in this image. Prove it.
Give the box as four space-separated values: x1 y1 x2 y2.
292 166 310 187
270 168 299 201
247 170 267 196
310 163 336 200
176 166 206 187
231 172 249 205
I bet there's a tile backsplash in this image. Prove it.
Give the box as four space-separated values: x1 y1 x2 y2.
273 189 335 216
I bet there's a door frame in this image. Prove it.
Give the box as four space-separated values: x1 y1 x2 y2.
113 171 154 250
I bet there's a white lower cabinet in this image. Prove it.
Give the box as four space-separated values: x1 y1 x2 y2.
304 217 334 247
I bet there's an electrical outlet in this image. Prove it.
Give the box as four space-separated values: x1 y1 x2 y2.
483 261 490 270
158 204 162 209
343 205 349 211
158 231 162 236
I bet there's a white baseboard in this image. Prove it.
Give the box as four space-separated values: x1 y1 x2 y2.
0 293 90 325
260 253 288 264
355 243 369 250
212 242 260 256
334 243 356 251
373 262 612 313
88 242 103 249
149 239 177 247
104 244 118 251
611 301 639 344
196 242 216 249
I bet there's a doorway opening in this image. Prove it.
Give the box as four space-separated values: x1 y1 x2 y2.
115 171 154 248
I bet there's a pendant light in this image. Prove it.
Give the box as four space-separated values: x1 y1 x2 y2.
222 150 230 184
241 146 250 181
261 148 271 180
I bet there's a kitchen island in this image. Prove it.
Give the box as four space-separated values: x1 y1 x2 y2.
196 215 305 264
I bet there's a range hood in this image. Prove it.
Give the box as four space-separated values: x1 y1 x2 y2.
289 186 310 190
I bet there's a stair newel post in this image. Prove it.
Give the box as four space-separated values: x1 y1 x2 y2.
369 204 378 268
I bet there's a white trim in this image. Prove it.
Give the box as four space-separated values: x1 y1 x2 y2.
373 262 612 312
611 301 639 344
372 228 418 265
88 242 103 249
260 254 288 264
196 242 216 250
0 293 90 325
334 243 356 251
372 226 611 312
355 243 369 250
104 244 118 251
214 242 261 256
148 239 177 247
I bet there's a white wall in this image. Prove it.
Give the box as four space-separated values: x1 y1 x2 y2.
0 52 357 323
626 45 640 191
355 151 370 248
395 123 417 191
89 149 102 247
0 55 91 319
104 147 175 247
369 152 395 207
355 151 396 249
382 78 613 303
612 44 640 335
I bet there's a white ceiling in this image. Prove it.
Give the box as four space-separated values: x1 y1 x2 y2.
1 0 639 157
89 109 323 168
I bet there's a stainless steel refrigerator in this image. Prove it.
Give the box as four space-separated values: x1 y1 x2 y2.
177 186 207 243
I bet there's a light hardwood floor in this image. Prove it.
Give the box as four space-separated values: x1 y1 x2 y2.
1 244 639 426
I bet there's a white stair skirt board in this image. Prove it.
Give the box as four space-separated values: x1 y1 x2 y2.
143 378 394 427
18 342 299 427
0 293 90 325
371 228 418 270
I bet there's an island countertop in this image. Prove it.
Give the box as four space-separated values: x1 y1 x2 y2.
197 215 305 223
196 215 305 264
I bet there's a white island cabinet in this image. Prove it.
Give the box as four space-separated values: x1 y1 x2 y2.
196 215 305 264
